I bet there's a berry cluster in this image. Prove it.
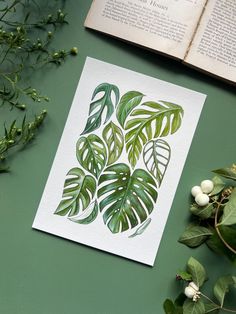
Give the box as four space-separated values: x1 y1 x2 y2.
191 179 214 206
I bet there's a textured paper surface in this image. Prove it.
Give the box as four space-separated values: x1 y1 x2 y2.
33 57 206 266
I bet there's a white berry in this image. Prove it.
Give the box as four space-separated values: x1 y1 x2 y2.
189 282 199 291
200 180 214 194
195 193 210 206
184 286 196 299
191 185 202 197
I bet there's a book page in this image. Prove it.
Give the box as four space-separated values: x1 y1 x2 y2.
85 0 206 59
185 0 236 83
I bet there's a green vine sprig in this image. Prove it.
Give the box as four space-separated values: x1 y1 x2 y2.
163 257 236 314
178 164 236 263
0 0 78 172
0 109 47 172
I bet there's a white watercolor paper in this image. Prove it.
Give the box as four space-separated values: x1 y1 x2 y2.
33 57 206 266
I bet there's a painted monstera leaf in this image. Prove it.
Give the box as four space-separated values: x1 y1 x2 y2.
98 163 158 233
125 101 183 168
116 91 144 128
102 121 124 166
76 134 107 178
55 167 96 217
81 83 120 135
143 139 171 186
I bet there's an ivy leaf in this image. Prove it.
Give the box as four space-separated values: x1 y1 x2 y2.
143 139 171 186
212 164 236 181
190 203 215 219
186 257 206 288
129 218 152 238
183 299 205 314
125 101 183 168
213 275 236 307
219 188 236 226
210 176 225 196
102 121 124 166
179 226 213 248
55 168 96 217
76 134 107 179
69 201 98 225
98 163 157 233
116 91 144 128
81 83 120 135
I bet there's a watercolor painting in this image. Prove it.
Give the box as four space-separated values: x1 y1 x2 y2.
33 57 206 265
55 82 184 235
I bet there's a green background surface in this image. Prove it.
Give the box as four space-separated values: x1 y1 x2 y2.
0 1 235 313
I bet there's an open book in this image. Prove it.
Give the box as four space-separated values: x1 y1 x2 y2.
85 0 236 85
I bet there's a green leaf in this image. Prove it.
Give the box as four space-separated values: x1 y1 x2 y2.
143 139 171 186
129 218 152 238
210 176 225 196
179 226 213 248
102 121 124 166
125 101 183 168
190 203 215 219
177 271 192 281
219 188 236 226
206 226 236 262
174 293 187 307
76 134 107 179
163 299 175 314
69 201 98 224
116 91 144 128
204 303 220 313
213 275 236 307
212 165 236 181
186 257 206 288
98 163 157 233
183 299 205 314
81 83 120 134
55 168 96 217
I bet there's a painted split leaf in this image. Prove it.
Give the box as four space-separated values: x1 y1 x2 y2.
98 163 157 233
76 134 107 179
125 101 183 168
55 168 96 217
81 83 120 135
69 201 98 225
143 139 171 186
102 121 124 166
116 91 144 128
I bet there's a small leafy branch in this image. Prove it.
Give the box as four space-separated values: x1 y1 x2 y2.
179 165 236 263
0 109 47 172
163 257 236 314
55 82 184 236
0 0 78 172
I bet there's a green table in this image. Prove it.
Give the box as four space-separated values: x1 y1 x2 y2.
0 1 235 313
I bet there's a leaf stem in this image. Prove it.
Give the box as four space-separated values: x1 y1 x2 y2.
201 292 236 313
0 0 20 21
